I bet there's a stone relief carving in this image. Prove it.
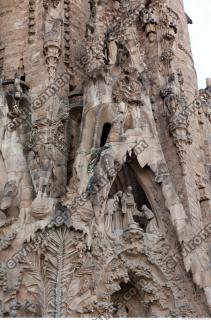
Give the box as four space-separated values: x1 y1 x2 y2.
107 103 127 143
0 78 32 220
106 32 118 65
196 173 210 203
43 0 63 81
142 5 158 42
28 0 36 44
63 0 70 66
0 231 17 250
0 0 211 317
121 186 139 229
165 8 178 40
160 73 192 175
140 205 158 234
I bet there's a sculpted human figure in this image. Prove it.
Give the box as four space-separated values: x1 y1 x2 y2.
162 88 178 118
105 194 119 234
161 74 182 119
112 191 123 231
141 205 158 234
107 32 118 65
104 191 125 234
30 141 66 219
121 186 137 228
6 75 24 131
0 81 32 215
107 102 127 143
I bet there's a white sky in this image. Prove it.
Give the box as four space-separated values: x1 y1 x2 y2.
184 0 211 88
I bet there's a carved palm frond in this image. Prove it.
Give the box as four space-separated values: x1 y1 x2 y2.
43 227 78 317
23 253 47 317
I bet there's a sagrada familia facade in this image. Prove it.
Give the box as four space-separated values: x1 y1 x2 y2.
0 0 211 317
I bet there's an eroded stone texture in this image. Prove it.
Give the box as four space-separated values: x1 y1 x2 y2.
0 0 210 317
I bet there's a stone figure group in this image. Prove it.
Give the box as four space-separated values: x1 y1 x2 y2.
104 186 158 235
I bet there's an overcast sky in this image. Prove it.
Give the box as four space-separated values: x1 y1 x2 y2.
183 0 211 88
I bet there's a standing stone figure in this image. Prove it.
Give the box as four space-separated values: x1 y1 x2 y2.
107 33 118 65
112 191 123 231
121 186 137 228
105 193 119 234
107 102 127 143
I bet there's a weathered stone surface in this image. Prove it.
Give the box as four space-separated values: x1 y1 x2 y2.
0 0 210 317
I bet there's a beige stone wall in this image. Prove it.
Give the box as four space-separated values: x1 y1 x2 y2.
0 0 211 317
0 0 28 78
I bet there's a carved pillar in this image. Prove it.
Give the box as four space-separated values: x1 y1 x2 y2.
44 40 61 82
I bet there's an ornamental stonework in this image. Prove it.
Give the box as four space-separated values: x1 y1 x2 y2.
0 0 210 317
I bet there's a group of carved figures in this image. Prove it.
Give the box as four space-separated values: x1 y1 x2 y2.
104 186 158 235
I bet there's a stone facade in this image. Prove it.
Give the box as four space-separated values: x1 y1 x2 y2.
0 0 210 317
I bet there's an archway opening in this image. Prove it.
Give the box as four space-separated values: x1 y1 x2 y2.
100 122 111 147
111 282 148 317
109 161 152 231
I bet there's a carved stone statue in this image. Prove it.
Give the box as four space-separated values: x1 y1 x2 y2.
107 32 118 65
121 186 138 228
160 72 184 120
161 88 179 118
140 205 158 234
0 0 211 317
104 191 124 234
107 102 127 143
105 193 119 234
112 191 123 231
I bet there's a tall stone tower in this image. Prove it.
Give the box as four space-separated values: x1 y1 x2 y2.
0 0 211 317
